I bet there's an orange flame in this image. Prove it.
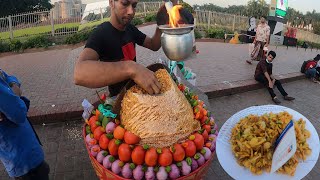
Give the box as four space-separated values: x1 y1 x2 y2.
168 5 183 28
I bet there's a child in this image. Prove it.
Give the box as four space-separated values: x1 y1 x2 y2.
254 51 295 104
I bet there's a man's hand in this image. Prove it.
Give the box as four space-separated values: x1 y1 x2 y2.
268 80 274 89
11 83 22 97
131 64 162 95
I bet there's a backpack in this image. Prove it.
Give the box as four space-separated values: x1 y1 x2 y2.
301 60 312 73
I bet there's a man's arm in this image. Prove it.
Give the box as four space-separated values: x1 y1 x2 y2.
265 26 270 46
143 27 162 51
0 85 27 124
1 70 22 96
74 48 161 94
264 72 274 88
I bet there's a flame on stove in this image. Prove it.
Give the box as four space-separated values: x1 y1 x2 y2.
168 5 183 28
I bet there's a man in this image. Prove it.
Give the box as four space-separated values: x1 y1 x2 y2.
254 51 295 104
0 69 49 180
74 0 168 96
304 54 320 82
74 0 194 96
247 16 270 64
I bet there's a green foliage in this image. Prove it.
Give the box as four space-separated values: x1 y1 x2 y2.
9 39 23 52
246 0 269 18
131 18 143 26
180 0 195 14
144 14 156 22
0 41 10 53
206 28 232 39
0 0 52 17
194 30 202 39
64 28 94 44
22 35 52 49
309 41 320 49
313 22 320 35
297 39 304 46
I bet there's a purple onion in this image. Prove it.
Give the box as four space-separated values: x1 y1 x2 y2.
90 145 100 157
96 150 107 164
191 158 199 171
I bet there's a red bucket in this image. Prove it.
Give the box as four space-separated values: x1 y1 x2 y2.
83 125 215 180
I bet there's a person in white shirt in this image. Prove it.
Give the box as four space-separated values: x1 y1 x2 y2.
247 16 270 64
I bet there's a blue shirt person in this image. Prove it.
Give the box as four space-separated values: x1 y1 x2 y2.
0 69 49 179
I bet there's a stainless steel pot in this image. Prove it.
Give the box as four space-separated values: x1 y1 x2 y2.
159 24 194 61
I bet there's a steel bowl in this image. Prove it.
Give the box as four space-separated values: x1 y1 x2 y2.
159 24 194 61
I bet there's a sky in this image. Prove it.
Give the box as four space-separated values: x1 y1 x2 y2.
51 0 320 14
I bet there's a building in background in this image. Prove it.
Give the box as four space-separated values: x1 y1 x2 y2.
52 0 85 19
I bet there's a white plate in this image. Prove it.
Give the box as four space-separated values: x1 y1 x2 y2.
216 105 320 180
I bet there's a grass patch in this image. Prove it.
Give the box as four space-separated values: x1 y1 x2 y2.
78 17 110 31
0 22 80 40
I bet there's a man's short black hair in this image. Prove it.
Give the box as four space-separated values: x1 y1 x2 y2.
261 15 267 19
268 51 276 59
314 54 320 61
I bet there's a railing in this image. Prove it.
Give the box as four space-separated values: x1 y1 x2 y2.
0 2 161 40
195 10 249 32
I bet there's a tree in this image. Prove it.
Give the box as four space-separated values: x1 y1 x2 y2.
0 0 52 17
226 5 247 16
246 0 269 18
180 0 194 14
313 22 320 35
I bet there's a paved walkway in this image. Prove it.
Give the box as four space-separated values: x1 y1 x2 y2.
0 24 319 123
0 79 319 180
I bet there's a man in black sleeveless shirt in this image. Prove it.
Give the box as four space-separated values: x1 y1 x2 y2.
74 0 165 97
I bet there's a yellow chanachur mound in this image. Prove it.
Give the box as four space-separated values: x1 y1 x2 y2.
120 69 200 148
